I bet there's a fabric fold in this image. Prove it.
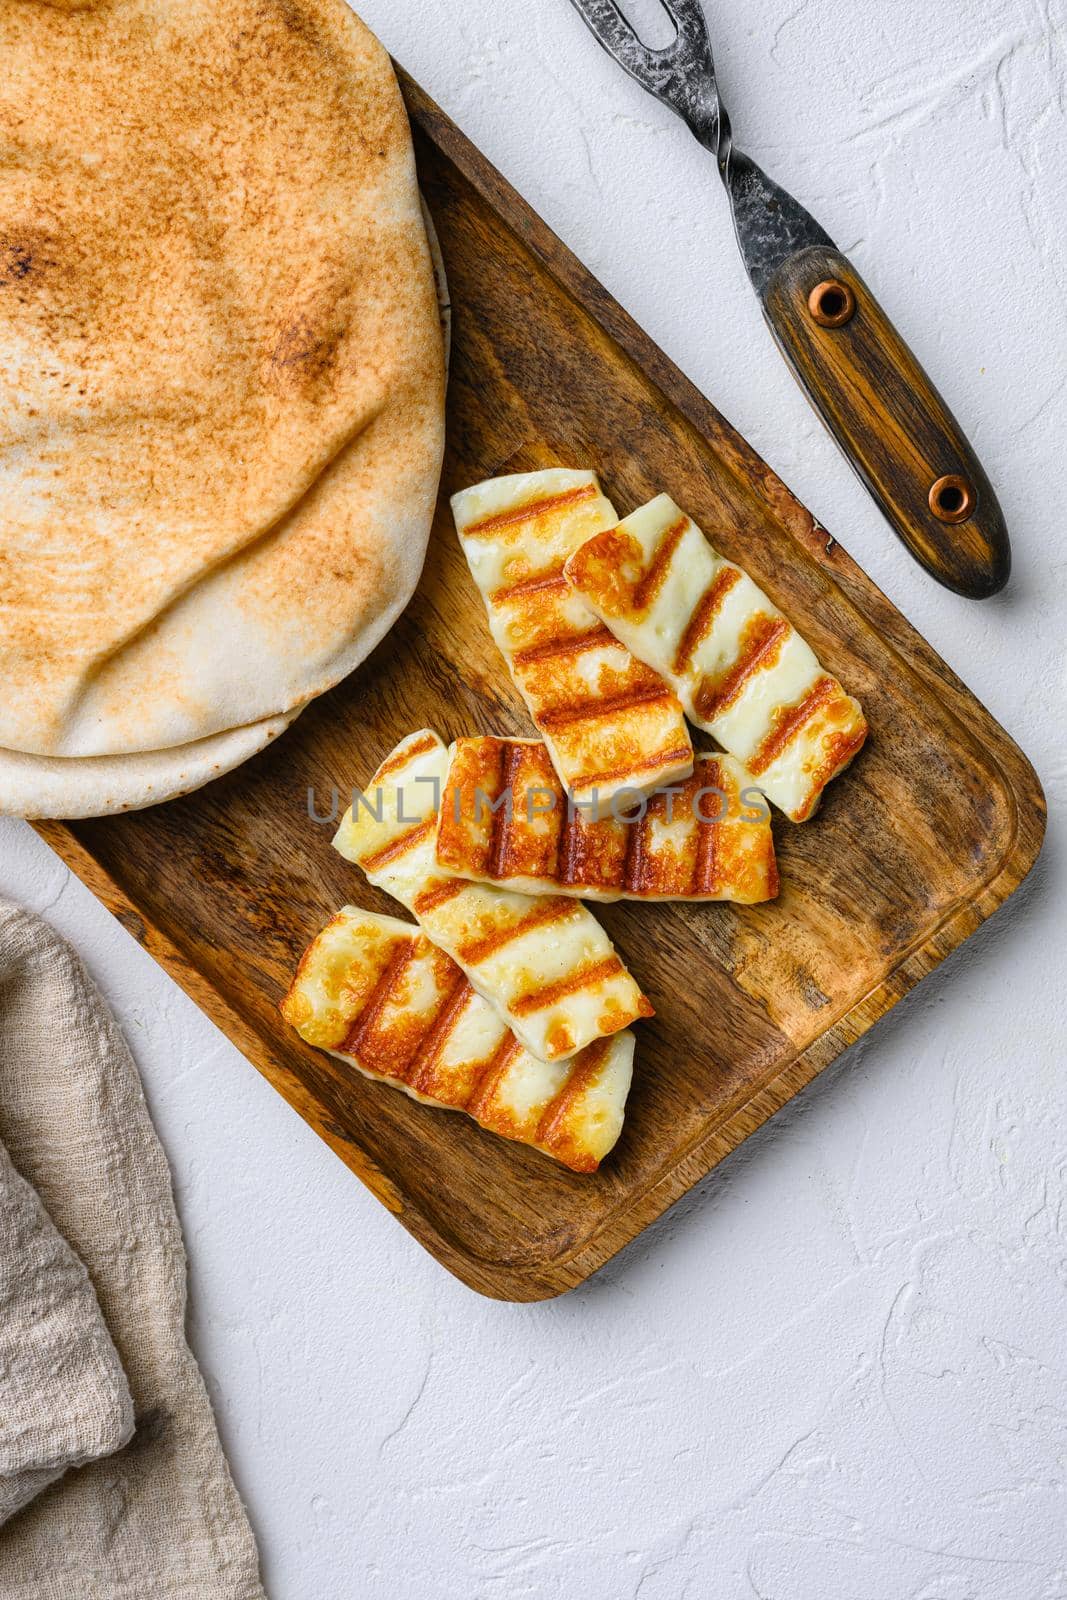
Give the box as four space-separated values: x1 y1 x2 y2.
0 898 265 1599
0 1138 134 1526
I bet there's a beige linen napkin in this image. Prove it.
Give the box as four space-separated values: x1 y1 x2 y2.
0 1134 134 1525
0 897 266 1600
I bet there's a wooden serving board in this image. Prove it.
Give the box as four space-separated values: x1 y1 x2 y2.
37 76 1045 1301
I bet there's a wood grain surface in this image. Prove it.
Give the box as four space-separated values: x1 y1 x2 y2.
764 244 1011 598
36 75 1045 1301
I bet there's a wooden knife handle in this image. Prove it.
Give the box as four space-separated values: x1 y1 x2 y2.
762 244 1010 598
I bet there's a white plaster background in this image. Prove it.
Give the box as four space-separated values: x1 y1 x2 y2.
1 0 1065 1594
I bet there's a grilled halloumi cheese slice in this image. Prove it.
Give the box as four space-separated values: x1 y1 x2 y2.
332 729 653 1062
281 907 634 1172
437 735 778 904
564 494 868 822
450 470 693 817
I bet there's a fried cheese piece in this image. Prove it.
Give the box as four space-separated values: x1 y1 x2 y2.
451 470 693 818
333 730 652 1062
436 736 778 904
564 494 868 821
281 907 634 1171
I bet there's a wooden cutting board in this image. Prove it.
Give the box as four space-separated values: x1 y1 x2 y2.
36 75 1045 1301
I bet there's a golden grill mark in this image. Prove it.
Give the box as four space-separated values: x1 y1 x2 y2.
373 735 439 782
536 683 680 734
510 623 616 669
535 1037 613 1159
557 806 587 891
693 614 790 722
790 718 869 820
463 482 598 536
466 1034 525 1119
748 675 840 777
489 569 569 606
509 955 626 1018
413 879 466 915
761 840 781 898
340 939 416 1060
360 816 437 872
673 566 742 675
289 910 346 990
632 516 689 612
489 741 524 882
434 741 774 900
621 803 650 895
405 975 476 1096
568 741 692 794
457 898 578 966
692 761 723 895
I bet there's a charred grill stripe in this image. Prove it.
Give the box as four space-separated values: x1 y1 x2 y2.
537 683 679 733
487 740 517 881
551 807 626 895
463 482 598 536
789 718 868 820
510 954 626 1017
632 515 689 611
621 801 648 895
693 615 790 723
340 939 416 1060
466 1033 526 1118
372 736 438 782
489 569 569 605
535 1037 613 1152
413 878 466 915
360 816 436 871
673 565 741 675
747 675 840 777
692 756 723 895
557 803 584 890
456 898 578 966
510 623 616 668
569 742 692 793
405 974 478 1096
763 841 782 898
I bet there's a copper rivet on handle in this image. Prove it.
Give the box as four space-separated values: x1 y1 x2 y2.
808 279 856 328
929 474 976 524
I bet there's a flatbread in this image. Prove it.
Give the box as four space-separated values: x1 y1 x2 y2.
0 0 445 761
0 193 450 821
0 711 299 820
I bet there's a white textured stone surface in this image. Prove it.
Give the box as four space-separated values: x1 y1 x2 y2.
2 1 1064 1593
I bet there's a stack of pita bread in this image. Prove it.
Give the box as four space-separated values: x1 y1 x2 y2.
0 0 446 818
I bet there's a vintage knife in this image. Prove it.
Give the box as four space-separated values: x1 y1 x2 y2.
566 0 1011 598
